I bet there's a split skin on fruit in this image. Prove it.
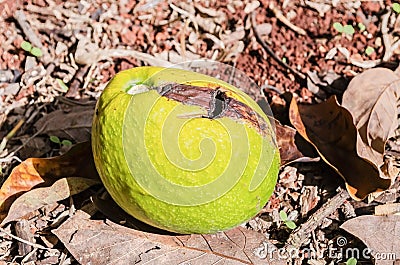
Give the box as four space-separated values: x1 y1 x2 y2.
92 66 280 234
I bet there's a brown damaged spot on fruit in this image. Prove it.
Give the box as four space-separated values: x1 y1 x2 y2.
157 83 270 137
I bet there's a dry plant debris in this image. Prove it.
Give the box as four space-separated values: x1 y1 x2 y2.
0 0 400 264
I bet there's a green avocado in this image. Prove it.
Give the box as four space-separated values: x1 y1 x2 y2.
92 66 280 234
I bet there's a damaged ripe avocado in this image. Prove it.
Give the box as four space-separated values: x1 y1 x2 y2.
92 66 280 234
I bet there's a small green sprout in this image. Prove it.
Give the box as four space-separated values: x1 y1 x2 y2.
20 40 43 57
333 22 344 32
20 41 32 51
342 25 355 35
49 135 59 143
393 3 400 13
333 22 355 36
56 78 69 92
365 46 375 56
345 257 357 265
279 210 297 230
50 136 72 147
357 22 366 32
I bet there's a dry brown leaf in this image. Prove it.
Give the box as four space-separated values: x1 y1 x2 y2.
34 105 94 142
0 158 45 213
276 122 303 165
289 96 391 200
1 177 99 225
53 210 284 265
18 136 51 159
0 142 98 215
342 68 400 167
340 215 400 265
275 121 318 165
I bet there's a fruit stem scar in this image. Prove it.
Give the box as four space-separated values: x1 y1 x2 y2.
157 83 270 137
126 84 151 95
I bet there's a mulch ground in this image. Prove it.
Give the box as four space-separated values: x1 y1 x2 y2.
0 0 399 264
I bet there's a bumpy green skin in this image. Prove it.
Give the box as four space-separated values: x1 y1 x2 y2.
92 67 280 234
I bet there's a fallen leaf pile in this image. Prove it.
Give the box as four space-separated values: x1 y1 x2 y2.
286 67 399 200
0 142 99 222
289 95 391 200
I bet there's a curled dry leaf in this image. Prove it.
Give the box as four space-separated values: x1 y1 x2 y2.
1 177 100 225
34 105 94 142
276 122 304 165
289 95 391 200
0 142 99 217
0 158 45 214
342 68 399 175
340 215 400 265
53 210 284 265
275 121 318 165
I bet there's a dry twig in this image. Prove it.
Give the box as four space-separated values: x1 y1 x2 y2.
286 188 350 249
15 220 36 261
374 202 400 215
251 12 306 81
0 119 25 155
268 3 307 36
